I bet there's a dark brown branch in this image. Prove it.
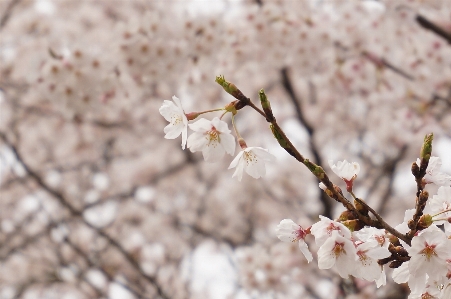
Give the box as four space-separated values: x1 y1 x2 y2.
416 14 451 44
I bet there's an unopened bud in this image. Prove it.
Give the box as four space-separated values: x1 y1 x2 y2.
408 219 416 230
419 190 429 204
388 234 400 246
338 210 357 221
417 214 433 230
215 75 247 101
354 198 369 216
341 219 364 232
259 89 274 121
420 133 433 164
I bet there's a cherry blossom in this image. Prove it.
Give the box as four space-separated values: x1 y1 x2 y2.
328 160 360 191
416 156 451 186
187 117 235 162
426 186 451 231
353 240 390 283
276 219 313 263
317 231 357 278
406 225 451 282
228 147 275 181
159 96 188 149
353 227 389 249
310 215 352 246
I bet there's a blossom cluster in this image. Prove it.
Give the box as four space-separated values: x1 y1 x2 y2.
159 96 275 181
277 158 451 299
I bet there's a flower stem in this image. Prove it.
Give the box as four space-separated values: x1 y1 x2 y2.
432 209 451 218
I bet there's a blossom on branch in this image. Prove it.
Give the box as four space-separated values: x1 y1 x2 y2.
353 240 390 284
159 96 188 149
417 156 451 186
406 224 451 282
187 117 235 162
426 186 451 231
228 147 275 181
328 160 360 192
310 215 352 246
276 219 313 263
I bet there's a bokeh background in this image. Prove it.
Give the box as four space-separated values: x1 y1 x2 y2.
1 0 451 298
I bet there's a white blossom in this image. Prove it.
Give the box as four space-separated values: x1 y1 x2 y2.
276 219 313 263
310 215 352 246
353 240 390 283
426 186 451 231
406 224 451 282
353 226 389 249
317 231 357 278
228 147 275 181
416 156 451 186
328 160 360 181
159 96 188 149
187 117 235 162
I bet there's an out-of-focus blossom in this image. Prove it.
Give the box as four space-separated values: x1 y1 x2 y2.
228 147 275 181
187 117 235 162
276 219 313 263
159 96 188 149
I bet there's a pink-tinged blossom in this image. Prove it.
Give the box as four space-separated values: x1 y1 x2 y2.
317 231 357 278
228 147 275 181
311 215 352 246
187 117 235 162
406 225 451 282
159 96 188 149
353 241 390 284
328 160 360 191
275 219 313 263
416 156 451 186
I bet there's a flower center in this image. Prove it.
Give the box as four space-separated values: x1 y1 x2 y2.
333 242 345 258
326 223 342 235
375 235 385 246
357 250 370 266
421 292 435 299
420 242 437 261
207 129 220 145
243 151 257 165
171 114 182 125
292 226 306 241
